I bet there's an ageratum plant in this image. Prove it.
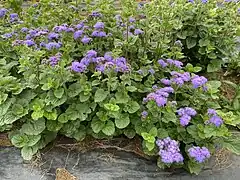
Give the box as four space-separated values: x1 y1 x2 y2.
0 0 239 174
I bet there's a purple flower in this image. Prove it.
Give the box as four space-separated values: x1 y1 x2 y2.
177 107 197 126
137 69 143 74
91 30 107 37
209 115 223 127
24 40 35 47
155 97 167 107
45 42 61 50
134 29 144 35
141 111 148 118
161 78 171 86
90 11 102 17
202 0 208 3
156 137 184 164
188 146 210 163
173 60 183 68
48 32 59 40
3 33 13 39
95 65 105 72
76 22 84 29
94 22 105 29
21 27 28 33
104 52 113 61
81 57 91 66
81 36 92 44
66 27 74 32
158 59 168 68
152 85 158 90
49 53 61 66
180 115 191 126
207 109 217 116
188 0 194 3
129 25 135 30
71 62 87 73
129 17 135 23
86 50 97 58
54 25 68 32
160 87 174 93
191 75 208 89
0 8 7 18
74 30 83 39
148 68 155 74
40 42 46 47
10 13 18 20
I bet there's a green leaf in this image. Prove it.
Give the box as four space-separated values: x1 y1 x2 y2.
115 113 130 129
126 86 137 92
94 89 108 102
145 141 155 151
73 126 86 141
199 39 209 47
91 118 105 133
21 146 38 161
126 101 140 114
54 88 64 99
31 110 44 120
79 92 90 102
68 83 82 97
207 60 222 72
12 104 24 115
104 103 120 112
141 132 155 143
58 114 69 123
102 120 115 136
124 128 136 139
149 127 157 137
222 136 240 155
32 99 44 111
115 91 129 104
44 109 58 120
162 111 177 123
96 111 108 121
157 128 169 138
233 98 240 110
46 120 63 132
21 119 46 135
11 134 29 148
0 98 13 116
186 37 197 49
187 160 202 175
27 135 41 146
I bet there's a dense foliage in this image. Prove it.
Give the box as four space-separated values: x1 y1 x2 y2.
0 0 240 174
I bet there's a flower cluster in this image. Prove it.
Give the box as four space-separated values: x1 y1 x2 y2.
170 71 191 86
158 59 183 69
191 75 208 90
206 108 223 127
177 107 197 126
143 87 174 107
49 53 62 67
156 137 184 164
71 50 130 73
0 8 7 18
188 146 210 163
141 111 148 119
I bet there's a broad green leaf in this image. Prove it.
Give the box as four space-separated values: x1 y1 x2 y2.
21 146 38 161
94 89 108 102
124 128 136 139
115 91 129 104
157 128 169 139
11 134 29 148
102 120 115 136
79 92 90 102
222 136 240 155
126 86 137 92
96 111 108 121
35 131 57 150
233 98 240 110
145 141 155 151
149 127 157 137
0 98 13 115
12 104 24 116
207 60 222 72
91 118 105 133
44 109 58 120
68 83 82 97
73 125 86 141
46 120 63 132
21 119 46 135
186 37 196 49
162 111 177 123
54 88 64 99
187 160 202 175
104 103 120 112
126 101 140 114
115 113 130 129
31 110 44 120
141 132 155 143
58 114 69 123
27 135 41 146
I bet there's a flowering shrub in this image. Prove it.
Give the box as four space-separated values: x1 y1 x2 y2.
0 0 240 174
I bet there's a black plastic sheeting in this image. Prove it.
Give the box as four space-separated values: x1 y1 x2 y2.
1 147 240 180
